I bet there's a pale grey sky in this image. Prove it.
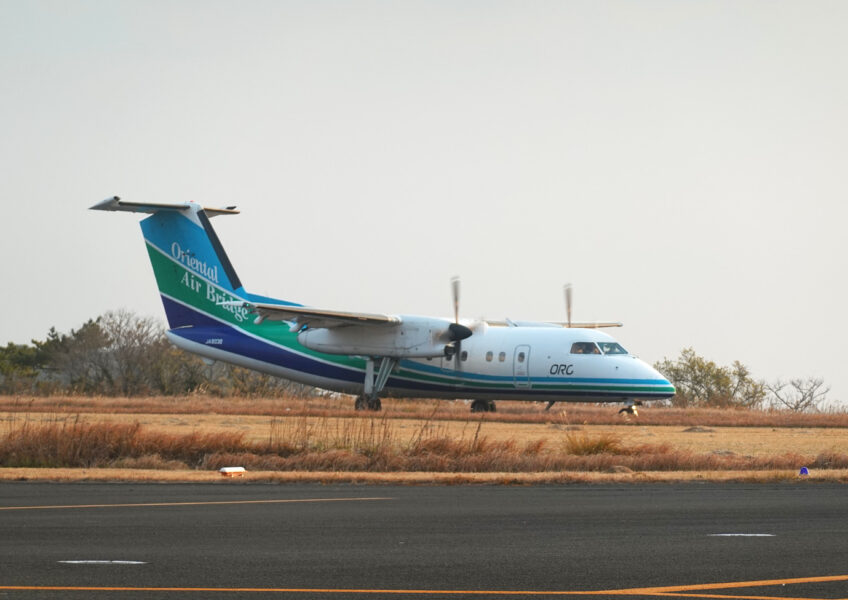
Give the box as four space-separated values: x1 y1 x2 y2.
1 1 846 403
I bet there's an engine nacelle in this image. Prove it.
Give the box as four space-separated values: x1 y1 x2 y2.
297 315 455 358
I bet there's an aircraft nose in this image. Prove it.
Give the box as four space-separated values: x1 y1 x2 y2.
637 359 675 398
650 365 675 397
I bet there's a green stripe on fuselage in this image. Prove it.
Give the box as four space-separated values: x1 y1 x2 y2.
146 243 672 398
146 243 364 370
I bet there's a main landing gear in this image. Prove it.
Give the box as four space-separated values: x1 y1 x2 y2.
354 395 381 411
354 356 397 411
470 400 496 413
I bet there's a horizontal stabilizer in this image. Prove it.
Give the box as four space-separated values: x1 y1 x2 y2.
90 196 239 217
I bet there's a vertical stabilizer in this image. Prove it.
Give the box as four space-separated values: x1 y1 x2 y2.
90 196 251 328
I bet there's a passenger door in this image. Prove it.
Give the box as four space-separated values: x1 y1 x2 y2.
513 345 531 389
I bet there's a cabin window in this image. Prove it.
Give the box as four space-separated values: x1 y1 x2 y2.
598 342 628 355
485 351 493 362
571 342 601 355
498 351 506 362
461 350 468 361
517 352 525 363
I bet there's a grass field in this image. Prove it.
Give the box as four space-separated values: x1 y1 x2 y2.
1 395 847 483
4 394 848 427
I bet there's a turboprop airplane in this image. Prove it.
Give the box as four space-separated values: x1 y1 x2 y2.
91 197 675 412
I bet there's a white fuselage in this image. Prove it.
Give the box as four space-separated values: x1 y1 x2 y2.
168 316 673 403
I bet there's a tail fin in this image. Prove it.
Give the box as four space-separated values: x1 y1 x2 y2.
91 196 253 328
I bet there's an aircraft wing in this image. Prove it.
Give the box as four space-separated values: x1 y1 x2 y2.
222 301 401 329
486 319 623 329
554 321 622 329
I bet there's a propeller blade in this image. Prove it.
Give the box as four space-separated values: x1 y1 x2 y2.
451 276 460 324
564 283 573 328
450 276 463 372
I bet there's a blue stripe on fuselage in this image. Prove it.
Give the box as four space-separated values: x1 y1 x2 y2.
163 297 673 399
397 358 668 386
163 296 362 385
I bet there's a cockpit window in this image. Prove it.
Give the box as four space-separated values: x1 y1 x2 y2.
571 342 601 355
598 342 628 355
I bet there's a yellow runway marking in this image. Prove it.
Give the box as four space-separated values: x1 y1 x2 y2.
1 574 847 597
630 593 840 600
0 497 392 511
612 572 848 590
605 573 848 596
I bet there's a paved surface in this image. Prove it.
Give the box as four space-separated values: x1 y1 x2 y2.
1 482 847 599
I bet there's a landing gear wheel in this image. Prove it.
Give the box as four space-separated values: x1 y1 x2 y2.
470 400 496 413
355 395 382 411
618 401 642 416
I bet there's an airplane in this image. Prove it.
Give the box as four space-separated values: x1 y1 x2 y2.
90 197 675 413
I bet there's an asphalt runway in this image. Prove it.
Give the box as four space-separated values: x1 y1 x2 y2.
1 482 847 599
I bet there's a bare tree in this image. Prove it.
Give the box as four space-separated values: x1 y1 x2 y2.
766 378 830 412
99 309 164 395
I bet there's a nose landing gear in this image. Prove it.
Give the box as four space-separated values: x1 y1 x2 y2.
618 400 643 416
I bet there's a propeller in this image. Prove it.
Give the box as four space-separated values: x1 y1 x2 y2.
448 276 472 370
564 283 573 328
452 276 460 324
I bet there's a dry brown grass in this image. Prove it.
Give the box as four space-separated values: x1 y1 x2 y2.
3 394 846 484
0 417 246 469
3 414 847 475
6 410 848 460
3 394 847 428
563 431 624 455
